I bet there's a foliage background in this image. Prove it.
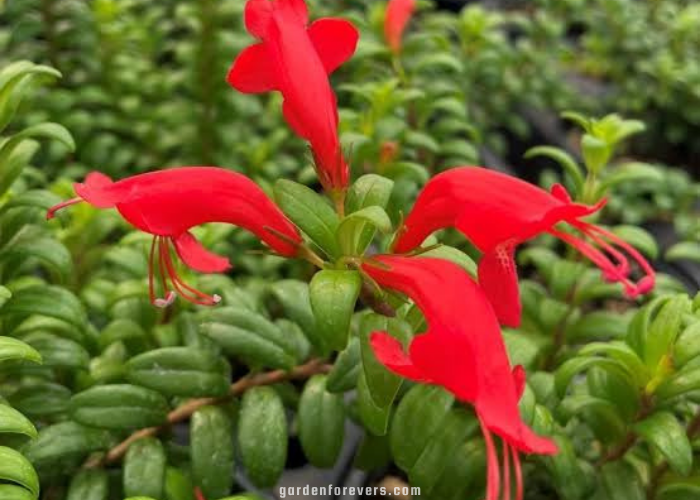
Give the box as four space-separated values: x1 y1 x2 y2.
1 1 700 500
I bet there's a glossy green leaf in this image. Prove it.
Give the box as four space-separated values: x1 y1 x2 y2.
70 385 169 430
202 307 295 370
309 270 362 351
345 174 394 252
390 384 455 471
269 280 323 353
337 206 392 255
0 285 86 328
666 242 700 263
525 145 584 194
0 447 39 499
601 462 644 500
0 404 37 439
356 371 390 436
191 406 234 499
0 485 36 500
123 438 166 500
67 469 109 500
298 375 345 468
238 387 287 488
326 336 361 393
415 245 477 277
634 411 692 476
408 409 477 495
0 337 41 365
164 467 195 500
274 180 340 258
126 347 229 397
359 314 411 407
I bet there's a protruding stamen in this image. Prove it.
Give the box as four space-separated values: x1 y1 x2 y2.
479 416 501 500
511 447 523 500
159 238 221 306
154 291 176 308
502 443 511 500
46 197 82 220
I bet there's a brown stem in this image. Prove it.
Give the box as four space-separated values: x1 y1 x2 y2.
359 281 396 318
597 395 654 466
84 359 331 468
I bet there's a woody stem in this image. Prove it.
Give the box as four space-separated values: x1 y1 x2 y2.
82 359 331 469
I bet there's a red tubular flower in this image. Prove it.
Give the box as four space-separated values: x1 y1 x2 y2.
393 167 655 327
227 0 358 192
363 255 557 500
384 0 417 54
47 167 302 307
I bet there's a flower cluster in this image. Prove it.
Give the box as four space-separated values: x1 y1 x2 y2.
47 0 655 498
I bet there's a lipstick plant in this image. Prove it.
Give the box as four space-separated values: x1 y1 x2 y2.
0 2 699 500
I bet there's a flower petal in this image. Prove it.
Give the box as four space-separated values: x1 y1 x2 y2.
244 0 274 37
173 232 231 273
370 332 428 382
74 171 119 208
478 244 522 327
308 18 359 74
227 42 277 93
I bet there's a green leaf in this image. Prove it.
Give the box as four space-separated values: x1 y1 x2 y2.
408 409 477 495
9 382 70 419
666 242 700 263
0 337 42 365
0 447 39 498
24 422 112 471
70 385 169 430
274 180 340 258
67 469 109 500
123 438 166 500
298 375 345 467
0 285 86 328
656 365 700 401
0 285 10 308
0 238 73 283
0 485 36 500
309 270 362 351
644 295 691 369
598 162 665 192
0 404 37 439
337 206 392 255
191 406 234 499
601 462 645 500
345 174 394 252
126 347 229 398
359 314 411 407
390 384 455 471
581 133 610 174
269 280 323 353
356 371 390 436
555 356 635 397
201 307 295 370
238 387 287 488
25 334 90 370
416 245 477 277
524 146 584 194
634 411 692 476
0 61 61 133
164 467 195 500
611 226 658 259
326 336 361 393
2 123 75 154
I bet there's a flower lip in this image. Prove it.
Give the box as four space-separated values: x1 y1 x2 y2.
392 167 655 326
47 167 304 307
